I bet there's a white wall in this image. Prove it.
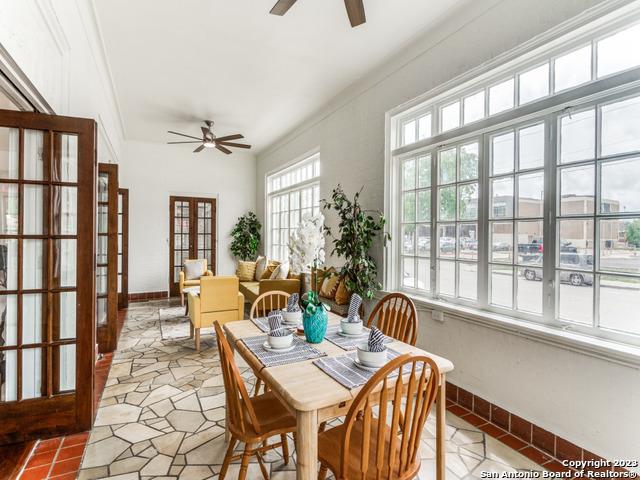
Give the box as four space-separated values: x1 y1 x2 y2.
120 140 256 294
256 0 639 461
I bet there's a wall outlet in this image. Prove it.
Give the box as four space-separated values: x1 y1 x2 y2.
432 310 445 322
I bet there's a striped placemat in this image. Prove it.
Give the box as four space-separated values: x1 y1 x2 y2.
241 334 326 368
251 317 299 334
313 348 413 389
323 324 394 351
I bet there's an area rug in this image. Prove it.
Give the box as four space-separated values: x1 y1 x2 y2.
158 306 215 341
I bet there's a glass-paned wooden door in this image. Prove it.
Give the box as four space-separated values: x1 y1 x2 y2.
169 196 216 296
96 164 118 353
117 188 128 310
0 109 95 445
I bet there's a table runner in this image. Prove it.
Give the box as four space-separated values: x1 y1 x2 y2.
241 334 326 368
313 348 417 389
323 324 393 351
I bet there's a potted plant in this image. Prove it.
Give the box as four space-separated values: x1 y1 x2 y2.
322 185 390 300
230 212 261 261
289 211 329 343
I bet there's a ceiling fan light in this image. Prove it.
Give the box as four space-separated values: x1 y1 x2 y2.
203 141 216 148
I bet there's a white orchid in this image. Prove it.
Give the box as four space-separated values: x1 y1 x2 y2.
289 211 325 273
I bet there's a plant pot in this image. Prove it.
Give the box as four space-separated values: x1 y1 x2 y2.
303 307 328 344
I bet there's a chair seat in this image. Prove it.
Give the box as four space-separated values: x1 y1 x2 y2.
183 279 201 287
318 419 418 480
242 391 296 439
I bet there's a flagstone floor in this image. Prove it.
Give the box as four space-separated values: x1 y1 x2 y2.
77 300 544 480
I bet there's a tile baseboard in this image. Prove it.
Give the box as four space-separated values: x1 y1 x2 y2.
128 291 168 302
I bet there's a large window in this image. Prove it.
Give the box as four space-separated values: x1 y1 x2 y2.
390 14 640 346
266 154 320 261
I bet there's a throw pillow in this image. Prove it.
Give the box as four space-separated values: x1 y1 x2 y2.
320 273 340 299
334 277 351 305
260 260 280 280
254 256 267 281
315 267 334 291
236 260 257 282
184 259 206 280
271 261 290 280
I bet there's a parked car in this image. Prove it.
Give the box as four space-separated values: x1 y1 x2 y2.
522 253 594 286
439 237 456 253
492 241 511 252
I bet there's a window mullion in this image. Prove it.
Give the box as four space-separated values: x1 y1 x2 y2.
478 134 490 308
430 152 438 296
543 114 558 323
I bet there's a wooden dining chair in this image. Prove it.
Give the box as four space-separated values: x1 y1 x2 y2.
367 293 418 346
214 321 296 480
317 353 440 480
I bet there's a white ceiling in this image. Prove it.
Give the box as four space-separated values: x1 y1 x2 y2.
95 0 467 153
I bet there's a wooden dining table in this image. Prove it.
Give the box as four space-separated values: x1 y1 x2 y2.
223 313 454 480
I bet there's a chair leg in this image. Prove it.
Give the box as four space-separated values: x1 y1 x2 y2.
318 464 328 480
195 328 201 351
219 435 237 480
181 293 184 306
254 378 262 397
281 434 289 465
189 323 194 339
238 443 253 480
255 450 269 480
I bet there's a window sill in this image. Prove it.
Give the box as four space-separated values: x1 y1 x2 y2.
378 291 640 369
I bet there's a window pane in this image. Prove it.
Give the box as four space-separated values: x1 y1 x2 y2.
492 131 514 175
554 45 591 92
600 157 640 214
54 186 77 235
489 78 514 115
418 114 432 140
0 184 18 234
22 294 43 344
458 223 478 260
403 120 416 145
559 219 594 266
519 63 549 104
1 295 17 346
597 23 640 77
24 130 44 181
23 185 45 235
417 190 430 222
417 224 431 257
441 101 460 132
458 183 478 221
491 265 513 308
23 240 44 290
518 123 544 170
438 224 456 258
560 109 595 163
559 281 593 325
599 218 640 274
599 275 640 335
402 158 415 190
438 260 455 296
59 291 76 339
402 225 415 255
0 239 18 290
22 348 43 399
458 263 477 300
463 91 485 124
438 187 456 221
559 164 595 216
55 134 78 183
517 172 544 218
417 258 430 291
418 155 431 188
517 267 543 314
402 257 415 288
57 239 77 288
0 127 19 179
491 222 513 263
1 350 17 401
601 96 640 156
517 221 544 265
59 344 76 392
459 143 479 181
491 177 513 219
438 148 456 184
403 192 416 222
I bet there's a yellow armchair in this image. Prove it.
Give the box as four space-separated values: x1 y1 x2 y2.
188 276 244 351
179 258 213 306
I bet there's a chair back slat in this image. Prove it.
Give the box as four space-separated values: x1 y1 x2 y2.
250 291 290 319
214 321 261 436
367 293 418 346
338 354 439 480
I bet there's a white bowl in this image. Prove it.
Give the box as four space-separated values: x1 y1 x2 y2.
356 343 388 368
282 311 302 325
268 333 294 349
340 319 363 335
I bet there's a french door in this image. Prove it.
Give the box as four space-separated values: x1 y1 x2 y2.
117 188 129 310
0 109 96 444
169 196 216 296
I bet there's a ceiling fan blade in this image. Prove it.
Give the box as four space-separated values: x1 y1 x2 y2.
216 145 232 155
217 141 252 149
167 141 201 144
214 134 243 142
193 145 205 153
270 0 297 15
168 131 202 141
344 0 366 27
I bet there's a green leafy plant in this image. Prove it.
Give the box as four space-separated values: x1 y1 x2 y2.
627 219 640 248
230 212 261 261
322 185 391 300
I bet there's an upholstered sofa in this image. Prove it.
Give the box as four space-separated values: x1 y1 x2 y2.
238 277 300 305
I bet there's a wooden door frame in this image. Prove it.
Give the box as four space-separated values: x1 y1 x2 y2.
168 196 217 296
118 188 129 310
97 163 118 353
0 109 96 444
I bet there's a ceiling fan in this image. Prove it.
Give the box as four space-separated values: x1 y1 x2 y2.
270 0 366 28
166 120 251 154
